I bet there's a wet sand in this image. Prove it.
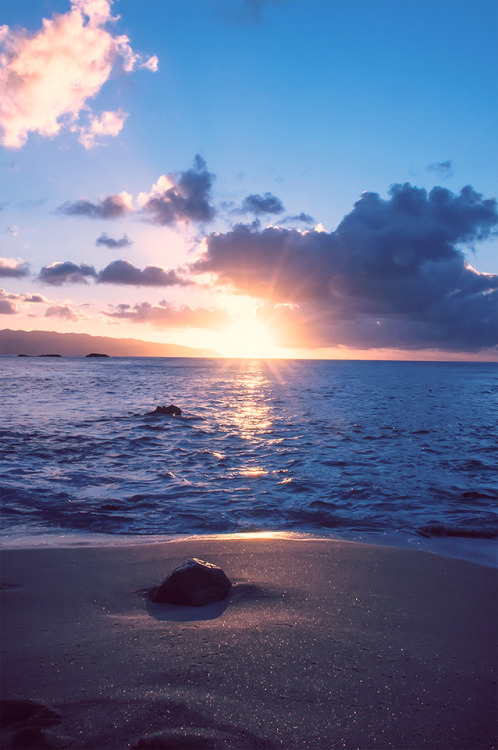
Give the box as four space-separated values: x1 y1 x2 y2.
1 536 496 749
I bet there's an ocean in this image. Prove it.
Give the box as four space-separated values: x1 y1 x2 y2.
1 356 496 566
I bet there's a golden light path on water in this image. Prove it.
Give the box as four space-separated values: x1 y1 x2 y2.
220 359 279 479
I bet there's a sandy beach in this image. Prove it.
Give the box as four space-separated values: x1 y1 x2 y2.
1 536 496 749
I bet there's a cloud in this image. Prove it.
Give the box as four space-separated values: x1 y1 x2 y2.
427 160 454 179
95 232 133 249
281 212 315 225
97 259 190 286
192 183 498 352
39 261 97 285
139 155 216 226
59 156 214 227
219 0 279 23
0 287 79 318
24 293 49 303
240 192 285 216
0 257 30 278
45 304 80 321
36 258 189 288
0 289 18 314
104 301 229 329
0 0 157 149
59 192 133 219
77 108 128 150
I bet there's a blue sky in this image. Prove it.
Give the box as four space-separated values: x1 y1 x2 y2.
1 0 497 358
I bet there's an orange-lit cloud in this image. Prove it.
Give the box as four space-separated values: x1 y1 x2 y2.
104 301 229 329
0 0 157 149
0 287 84 320
45 303 82 322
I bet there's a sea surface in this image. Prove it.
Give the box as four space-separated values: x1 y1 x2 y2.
1 357 496 565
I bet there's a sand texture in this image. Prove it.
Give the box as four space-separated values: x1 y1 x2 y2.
1 537 496 749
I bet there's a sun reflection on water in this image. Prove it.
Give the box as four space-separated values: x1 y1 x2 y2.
227 364 274 440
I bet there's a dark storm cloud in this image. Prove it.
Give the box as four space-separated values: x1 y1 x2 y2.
95 233 133 249
0 257 30 278
104 301 229 329
38 261 97 285
58 193 132 219
192 183 498 352
97 260 190 287
427 160 453 178
240 192 285 216
141 155 215 226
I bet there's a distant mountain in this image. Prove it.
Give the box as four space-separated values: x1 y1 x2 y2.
0 329 220 358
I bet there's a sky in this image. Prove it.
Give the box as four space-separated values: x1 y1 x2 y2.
0 0 497 359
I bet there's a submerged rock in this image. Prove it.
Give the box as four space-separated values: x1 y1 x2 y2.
149 558 232 606
147 404 182 416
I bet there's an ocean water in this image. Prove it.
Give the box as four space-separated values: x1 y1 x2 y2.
0 356 496 565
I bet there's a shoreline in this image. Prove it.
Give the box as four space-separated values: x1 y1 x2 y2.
1 528 496 569
1 536 496 749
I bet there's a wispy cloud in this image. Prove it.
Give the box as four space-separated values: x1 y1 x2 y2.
0 0 157 149
104 301 229 328
427 160 454 179
281 212 315 225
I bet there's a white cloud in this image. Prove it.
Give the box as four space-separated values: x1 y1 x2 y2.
141 55 159 72
0 0 157 149
77 108 128 149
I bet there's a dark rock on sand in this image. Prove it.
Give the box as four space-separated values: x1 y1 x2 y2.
149 558 232 606
85 353 109 358
147 405 182 417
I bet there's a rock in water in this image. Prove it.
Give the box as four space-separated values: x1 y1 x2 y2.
147 405 182 416
149 558 232 606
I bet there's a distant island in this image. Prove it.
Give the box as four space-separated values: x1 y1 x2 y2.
0 329 220 358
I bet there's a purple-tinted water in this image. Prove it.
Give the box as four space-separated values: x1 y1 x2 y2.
1 357 496 564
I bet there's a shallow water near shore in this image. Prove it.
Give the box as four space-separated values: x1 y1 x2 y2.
1 356 496 565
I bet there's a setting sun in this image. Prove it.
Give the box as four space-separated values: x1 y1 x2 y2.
217 316 279 358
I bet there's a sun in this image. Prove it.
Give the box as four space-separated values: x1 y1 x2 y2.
218 316 279 358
